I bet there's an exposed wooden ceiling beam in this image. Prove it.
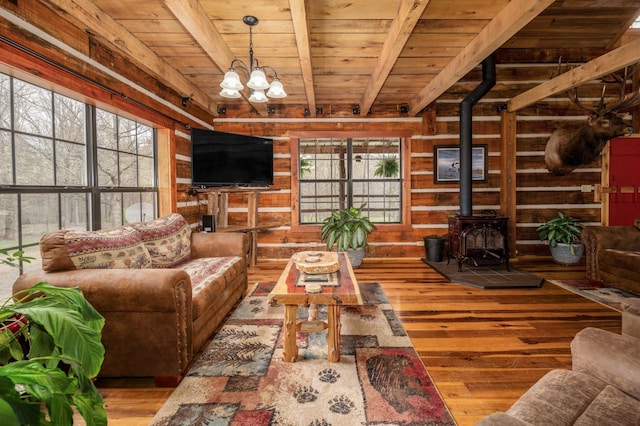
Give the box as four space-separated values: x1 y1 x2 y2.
508 37 640 112
47 0 214 113
289 0 316 116
408 0 555 116
163 0 268 116
360 0 431 116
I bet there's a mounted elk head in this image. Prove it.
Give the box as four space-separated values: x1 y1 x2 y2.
544 64 640 176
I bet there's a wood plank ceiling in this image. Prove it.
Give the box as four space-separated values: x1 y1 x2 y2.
11 0 640 117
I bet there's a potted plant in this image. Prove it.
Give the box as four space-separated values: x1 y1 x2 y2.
536 212 585 265
374 155 399 178
0 249 107 426
320 204 376 267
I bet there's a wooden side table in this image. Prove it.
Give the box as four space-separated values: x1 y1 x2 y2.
267 252 362 362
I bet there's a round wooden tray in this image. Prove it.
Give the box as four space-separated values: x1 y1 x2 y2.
291 251 340 274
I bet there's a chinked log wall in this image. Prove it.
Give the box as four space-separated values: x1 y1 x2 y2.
175 51 615 260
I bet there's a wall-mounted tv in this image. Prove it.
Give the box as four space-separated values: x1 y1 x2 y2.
190 128 274 188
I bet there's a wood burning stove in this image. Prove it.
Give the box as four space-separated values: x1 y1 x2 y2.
448 214 509 272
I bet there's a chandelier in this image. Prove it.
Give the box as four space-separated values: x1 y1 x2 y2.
219 15 287 103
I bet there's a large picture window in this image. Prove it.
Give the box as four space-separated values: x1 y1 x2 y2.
296 134 408 225
0 73 158 296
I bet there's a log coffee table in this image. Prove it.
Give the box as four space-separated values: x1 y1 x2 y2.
267 251 362 362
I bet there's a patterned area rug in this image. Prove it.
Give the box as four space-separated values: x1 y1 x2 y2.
547 279 639 312
151 282 456 426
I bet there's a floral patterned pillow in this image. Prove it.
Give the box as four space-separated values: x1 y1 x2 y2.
131 213 192 268
40 226 152 271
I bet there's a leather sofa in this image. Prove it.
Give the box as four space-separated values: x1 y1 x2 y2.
581 214 640 295
13 213 248 386
476 299 640 425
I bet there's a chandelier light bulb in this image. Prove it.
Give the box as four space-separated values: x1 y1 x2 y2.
266 78 287 98
247 69 269 90
249 89 268 103
219 88 241 99
220 70 244 91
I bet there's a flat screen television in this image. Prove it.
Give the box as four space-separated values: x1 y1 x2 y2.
190 128 274 187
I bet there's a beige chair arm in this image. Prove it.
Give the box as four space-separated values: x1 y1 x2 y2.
571 327 640 400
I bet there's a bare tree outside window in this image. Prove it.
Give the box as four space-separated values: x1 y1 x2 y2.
0 73 158 299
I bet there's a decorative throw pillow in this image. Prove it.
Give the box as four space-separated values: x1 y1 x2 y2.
40 226 153 271
131 213 192 268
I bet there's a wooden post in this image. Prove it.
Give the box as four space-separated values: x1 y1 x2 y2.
500 109 517 257
282 304 299 362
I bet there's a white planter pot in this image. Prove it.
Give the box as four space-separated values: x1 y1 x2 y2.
550 242 584 265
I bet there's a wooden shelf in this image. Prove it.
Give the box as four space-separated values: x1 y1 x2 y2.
198 187 275 266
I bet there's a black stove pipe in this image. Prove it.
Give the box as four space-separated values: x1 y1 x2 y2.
459 54 496 216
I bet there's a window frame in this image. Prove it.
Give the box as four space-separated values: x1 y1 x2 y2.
290 131 412 233
0 73 158 271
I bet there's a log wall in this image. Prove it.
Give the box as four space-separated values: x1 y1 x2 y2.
176 55 620 259
0 8 624 260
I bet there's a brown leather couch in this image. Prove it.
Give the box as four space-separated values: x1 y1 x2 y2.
13 213 248 385
477 300 640 425
581 214 640 295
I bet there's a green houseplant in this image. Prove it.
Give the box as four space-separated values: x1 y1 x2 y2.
536 212 585 264
320 204 376 267
374 156 399 178
0 250 107 426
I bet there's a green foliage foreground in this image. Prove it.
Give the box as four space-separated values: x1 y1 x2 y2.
0 281 107 426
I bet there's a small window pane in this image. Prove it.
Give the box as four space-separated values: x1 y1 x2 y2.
97 148 118 186
0 74 10 129
56 141 86 186
61 193 88 230
96 109 117 149
137 125 153 156
118 118 137 153
14 80 53 137
54 94 85 143
21 193 59 243
119 153 137 187
15 134 54 185
0 194 18 247
0 131 12 185
101 193 122 228
138 156 154 187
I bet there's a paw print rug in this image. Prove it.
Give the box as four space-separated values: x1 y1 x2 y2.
151 282 455 426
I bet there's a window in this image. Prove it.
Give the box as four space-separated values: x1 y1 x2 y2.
0 73 157 297
296 135 406 225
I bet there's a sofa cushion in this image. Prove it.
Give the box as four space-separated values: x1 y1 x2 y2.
506 369 607 425
575 384 640 425
179 256 245 319
131 213 192 268
40 227 152 272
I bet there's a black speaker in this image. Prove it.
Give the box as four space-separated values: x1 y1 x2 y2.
202 215 215 232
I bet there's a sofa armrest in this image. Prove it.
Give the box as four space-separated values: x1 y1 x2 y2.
476 412 531 426
622 299 640 339
190 232 248 259
581 226 640 281
571 327 640 400
13 268 192 313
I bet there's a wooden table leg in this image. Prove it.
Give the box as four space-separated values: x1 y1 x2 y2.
326 305 341 362
282 304 299 362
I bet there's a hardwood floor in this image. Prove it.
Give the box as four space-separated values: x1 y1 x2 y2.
94 256 621 425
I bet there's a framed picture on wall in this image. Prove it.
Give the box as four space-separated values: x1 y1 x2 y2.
434 145 487 183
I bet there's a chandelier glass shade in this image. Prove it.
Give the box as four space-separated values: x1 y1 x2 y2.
219 16 287 103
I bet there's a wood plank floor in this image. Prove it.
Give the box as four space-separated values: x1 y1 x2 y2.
94 256 622 425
